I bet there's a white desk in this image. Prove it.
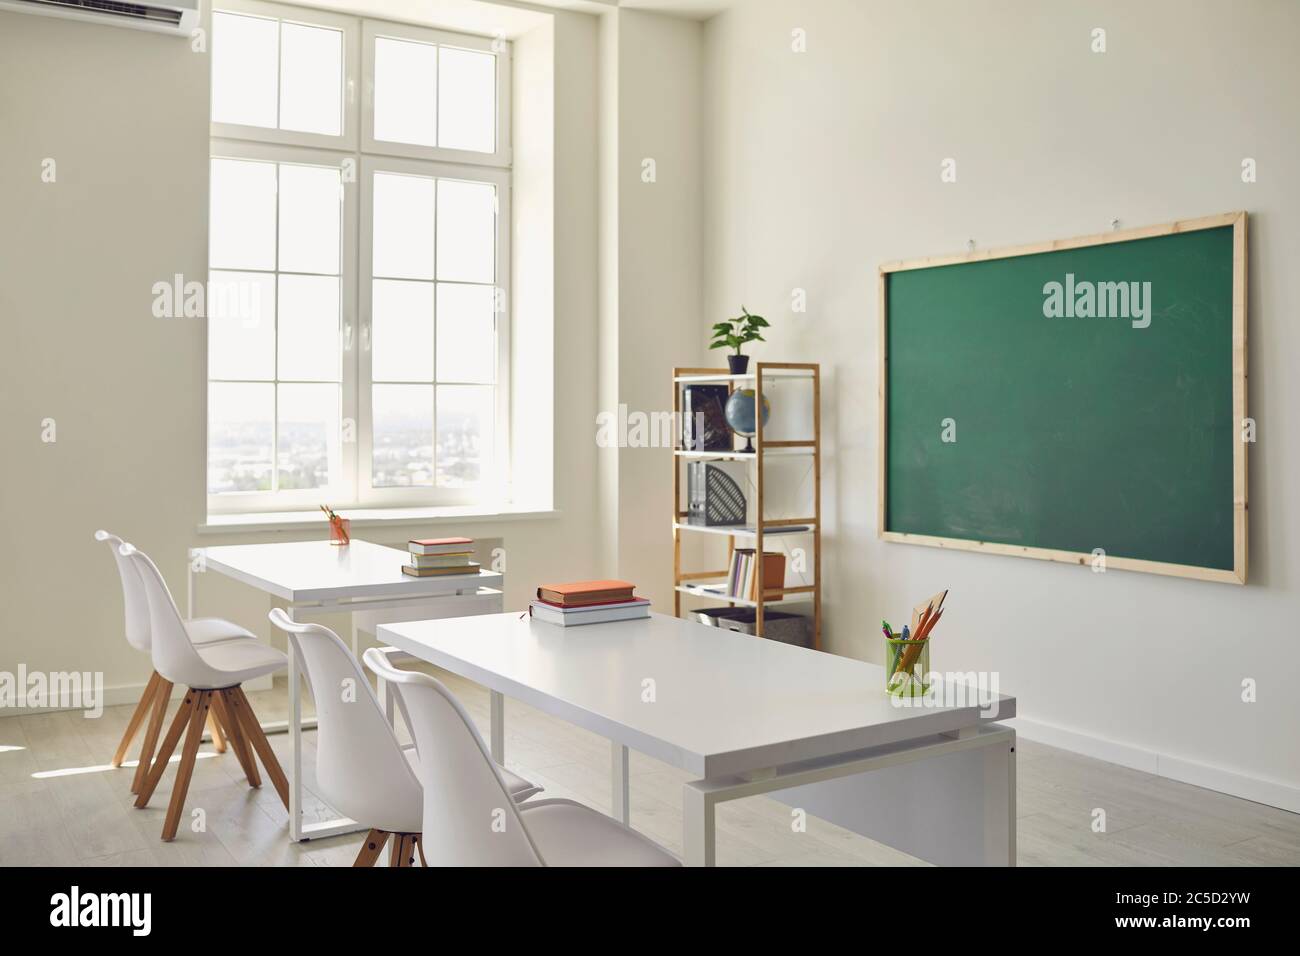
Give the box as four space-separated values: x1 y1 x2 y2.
190 539 503 841
377 611 1017 866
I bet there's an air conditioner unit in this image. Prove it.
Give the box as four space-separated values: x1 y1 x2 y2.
0 0 199 36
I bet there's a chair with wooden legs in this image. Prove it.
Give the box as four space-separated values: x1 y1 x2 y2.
123 544 291 841
96 530 255 792
268 609 542 866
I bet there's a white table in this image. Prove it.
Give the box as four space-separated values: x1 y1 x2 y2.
190 539 503 842
377 611 1017 866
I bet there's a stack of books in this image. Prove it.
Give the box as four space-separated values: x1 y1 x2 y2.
726 549 785 600
402 537 480 577
529 580 650 627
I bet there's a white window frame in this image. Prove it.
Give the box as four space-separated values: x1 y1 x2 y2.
206 2 512 516
206 139 359 515
361 19 512 169
209 0 361 152
358 155 511 508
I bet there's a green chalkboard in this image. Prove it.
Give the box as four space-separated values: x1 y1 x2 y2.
881 215 1247 583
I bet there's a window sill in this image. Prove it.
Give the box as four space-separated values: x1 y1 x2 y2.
199 504 559 536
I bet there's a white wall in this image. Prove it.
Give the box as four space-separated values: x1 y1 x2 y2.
0 7 602 702
702 0 1300 808
610 9 705 605
593 7 706 604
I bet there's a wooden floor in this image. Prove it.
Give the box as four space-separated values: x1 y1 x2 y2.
2 668 1297 867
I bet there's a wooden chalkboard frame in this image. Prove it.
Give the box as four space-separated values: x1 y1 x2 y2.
877 212 1248 584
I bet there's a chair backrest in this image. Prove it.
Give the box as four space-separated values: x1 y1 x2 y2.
95 530 150 652
268 610 421 831
123 545 214 687
362 649 545 866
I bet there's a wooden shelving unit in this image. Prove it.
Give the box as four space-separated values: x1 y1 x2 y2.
671 362 822 648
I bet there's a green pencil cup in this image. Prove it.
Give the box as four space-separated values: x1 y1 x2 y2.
884 634 931 698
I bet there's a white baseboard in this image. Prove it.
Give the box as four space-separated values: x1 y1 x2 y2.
1009 715 1300 814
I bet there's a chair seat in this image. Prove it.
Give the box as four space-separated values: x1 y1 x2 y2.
190 638 288 688
401 746 542 805
184 617 257 646
519 799 681 867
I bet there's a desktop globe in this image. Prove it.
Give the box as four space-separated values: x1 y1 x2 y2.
724 388 771 453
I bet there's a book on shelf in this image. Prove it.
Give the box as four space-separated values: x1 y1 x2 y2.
726 549 785 600
409 537 474 556
536 579 635 607
529 597 650 627
401 562 481 578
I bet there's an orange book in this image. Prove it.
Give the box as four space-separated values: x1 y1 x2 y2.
748 553 786 600
409 537 474 556
537 579 636 607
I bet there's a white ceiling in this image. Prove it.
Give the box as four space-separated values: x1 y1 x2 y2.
616 0 730 18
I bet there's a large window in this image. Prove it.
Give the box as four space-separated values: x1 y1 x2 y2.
207 1 510 513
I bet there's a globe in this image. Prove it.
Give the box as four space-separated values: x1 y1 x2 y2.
724 388 771 453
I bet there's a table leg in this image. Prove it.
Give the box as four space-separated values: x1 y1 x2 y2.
993 729 1017 866
489 690 505 765
612 741 630 825
682 782 716 867
287 610 304 842
378 676 395 726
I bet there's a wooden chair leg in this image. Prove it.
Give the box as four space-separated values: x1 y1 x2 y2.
388 834 403 868
392 834 417 867
207 710 228 754
161 690 211 842
131 676 174 794
212 691 259 788
352 829 389 867
414 833 427 867
134 688 195 808
229 686 289 811
113 671 159 768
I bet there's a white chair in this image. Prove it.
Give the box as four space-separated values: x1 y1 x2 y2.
363 649 679 867
95 530 254 792
123 544 290 841
268 609 542 866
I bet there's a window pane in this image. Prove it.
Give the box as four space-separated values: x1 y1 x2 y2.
208 271 276 381
372 280 434 382
436 283 495 383
438 47 495 153
373 37 437 147
436 179 495 283
279 163 341 275
208 382 274 493
373 172 435 280
437 385 493 487
278 275 340 381
280 23 343 136
373 384 433 487
210 158 277 271
212 12 278 129
278 383 340 490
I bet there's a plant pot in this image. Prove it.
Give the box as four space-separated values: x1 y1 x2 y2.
727 354 750 375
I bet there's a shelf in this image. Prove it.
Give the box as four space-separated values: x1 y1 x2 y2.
673 369 816 384
673 582 816 608
674 521 815 538
672 361 821 646
674 446 813 460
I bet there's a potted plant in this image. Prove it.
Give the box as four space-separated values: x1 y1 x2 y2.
710 306 769 374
